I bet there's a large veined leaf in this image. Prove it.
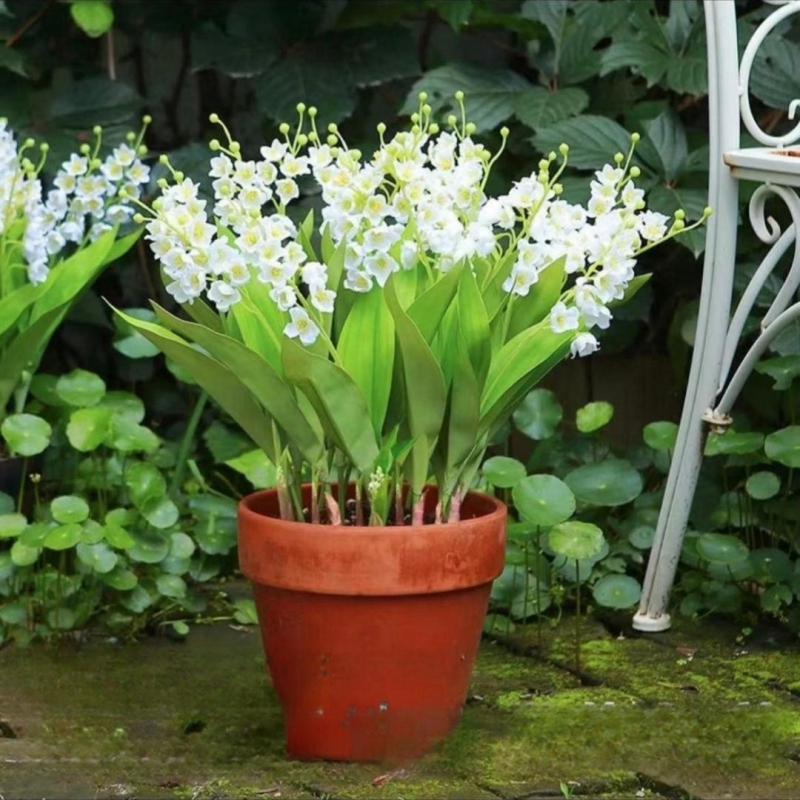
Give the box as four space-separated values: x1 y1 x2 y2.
337 289 395 437
282 338 379 472
600 40 671 87
152 304 322 463
385 279 447 494
513 87 589 132
402 63 532 133
112 309 277 460
230 293 284 372
643 110 687 183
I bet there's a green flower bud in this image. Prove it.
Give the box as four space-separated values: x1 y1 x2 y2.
209 113 220 123
23 138 34 148
411 112 420 124
279 123 291 135
157 178 168 189
92 125 102 135
327 134 338 146
142 114 152 125
152 198 163 211
411 124 421 135
629 166 641 178
418 91 428 102
327 123 338 133
614 152 624 164
297 133 308 146
209 139 221 151
559 143 569 155
538 159 549 170
174 171 185 181
500 126 509 138
552 183 563 195
90 158 101 169
429 122 440 134
308 131 319 143
133 212 145 224
308 106 317 117
421 103 431 116
465 122 476 135
674 209 686 221
80 144 91 155
454 90 464 102
126 132 136 142
159 154 170 165
377 122 386 134
673 219 685 231
631 132 641 143
138 145 148 156
703 206 713 217
118 187 129 198
447 114 457 127
296 102 306 114
230 141 241 153
548 151 557 161
39 142 49 152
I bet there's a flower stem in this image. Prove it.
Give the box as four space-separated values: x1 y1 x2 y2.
169 390 208 498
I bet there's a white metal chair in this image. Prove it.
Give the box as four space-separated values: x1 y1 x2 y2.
633 0 800 631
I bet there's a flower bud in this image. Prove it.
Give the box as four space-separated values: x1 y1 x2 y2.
538 159 549 170
209 139 220 151
672 219 685 231
327 134 338 146
327 123 338 133
419 91 428 102
23 137 34 148
80 144 91 155
138 145 148 156
279 123 290 135
465 122 476 135
674 209 685 221
230 141 241 153
552 183 563 195
377 122 386 134
500 126 509 138
133 213 145 224
429 122 440 134
209 113 220 123
548 151 556 161
454 90 464 102
631 132 641 143
308 106 317 117
174 171 185 181
90 158 101 169
152 198 163 211
296 102 306 114
559 143 569 155
126 132 136 142
157 178 168 189
411 124 421 134
143 114 152 124
447 114 457 127
39 142 49 152
629 166 641 178
411 112 420 124
703 206 713 217
421 103 431 115
92 125 102 135
159 154 170 165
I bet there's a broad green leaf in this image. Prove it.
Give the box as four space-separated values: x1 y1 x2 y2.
70 1 114 38
403 62 531 133
282 339 379 472
643 110 687 182
76 541 118 573
125 462 166 507
103 567 138 591
751 548 794 583
513 474 575 527
406 264 463 344
565 459 643 507
233 598 259 625
755 355 800 390
576 401 614 434
746 471 780 501
696 532 749 565
141 497 179 529
600 40 670 86
156 573 186 599
170 532 196 560
549 520 605 561
457 267 491 386
50 496 89 524
593 574 641 609
152 304 322 463
338 289 395 436
120 584 153 613
98 391 145 423
0 492 13 513
705 430 764 456
10 540 40 566
110 309 278 461
628 525 655 550
643 421 678 451
0 513 27 539
513 388 562 440
47 608 77 630
482 456 526 489
765 426 800 467
230 293 284 372
66 407 113 451
43 523 83 550
225 449 277 489
56 369 106 407
113 307 161 359
128 529 170 564
1 413 51 456
513 87 588 131
106 416 159 453
104 524 136 549
19 522 51 547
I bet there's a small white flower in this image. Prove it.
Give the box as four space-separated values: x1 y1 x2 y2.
275 178 299 205
301 261 327 287
283 306 320 345
502 265 539 297
260 139 288 162
570 332 599 358
637 210 669 241
400 240 417 270
344 268 373 293
63 153 89 177
270 285 298 311
364 252 399 287
550 302 580 334
310 286 336 313
208 280 241 312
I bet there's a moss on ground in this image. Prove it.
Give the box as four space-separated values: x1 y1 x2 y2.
1 616 800 799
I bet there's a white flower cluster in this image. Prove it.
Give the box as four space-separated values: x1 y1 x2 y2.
143 101 695 356
0 119 150 286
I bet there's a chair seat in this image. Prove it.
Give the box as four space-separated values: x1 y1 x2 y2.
724 147 800 187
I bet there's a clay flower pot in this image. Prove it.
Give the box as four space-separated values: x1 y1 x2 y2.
238 485 506 763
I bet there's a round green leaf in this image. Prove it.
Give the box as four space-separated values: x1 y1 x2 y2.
706 430 765 456
107 417 159 453
745 471 780 501
106 507 138 527
171 621 190 636
766 426 800 467
98 392 145 423
76 541 118 574
120 584 153 613
19 522 52 547
125 462 166 507
0 552 14 581
29 374 69 407
1 413 52 456
10 540 40 566
628 525 655 550
696 532 749 565
103 523 136 549
81 519 104 545
55 369 106 407
43 523 83 550
750 548 793 583
513 389 563 440
513 474 576 527
128 529 170 563
548 520 605 561
46 607 77 630
66 407 113 452
576 401 614 434
114 309 161 359
491 565 551 619
592 574 642 609
564 459 643 507
224 449 276 489
142 497 179 529
102 567 138 591
0 492 13 513
0 513 27 539
643 421 678 452
156 574 187 599
170 531 196 560
50 495 90 524
482 456 527 489
70 0 114 37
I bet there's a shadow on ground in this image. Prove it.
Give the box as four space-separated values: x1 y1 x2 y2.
1 607 799 799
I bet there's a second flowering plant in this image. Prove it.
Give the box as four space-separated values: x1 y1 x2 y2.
121 94 706 526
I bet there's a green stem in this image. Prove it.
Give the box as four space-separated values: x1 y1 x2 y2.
16 457 28 513
575 560 581 680
169 391 208 498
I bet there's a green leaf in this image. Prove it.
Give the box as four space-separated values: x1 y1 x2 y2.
431 0 473 30
576 401 614 434
141 497 179 530
11 540 40 566
125 462 166 507
513 389 562 440
70 1 114 37
513 87 589 131
643 421 678 451
56 369 106 407
50 77 140 129
102 567 138 591
156 574 186 599
0 513 27 539
50 496 90 524
549 520 605 561
746 471 780 501
533 115 637 170
696 533 749 565
647 185 707 257
705 430 764 456
628 525 655 550
403 63 531 132
664 40 707 95
120 585 153 613
47 608 77 631
43 523 83 550
338 289 395 436
0 492 12 513
106 416 160 453
76 541 118 574
592 574 642 609
103 524 136 549
751 548 794 583
482 456 526 489
565 459 643 507
600 40 670 86
755 355 800 391
128 529 170 564
170 532 196 560
113 308 161 359
513 474 576 528
66 407 113 451
643 110 687 182
98 391 145 423
233 598 259 625
225 449 277 489
1 413 52 456
765 426 800 468
0 44 29 78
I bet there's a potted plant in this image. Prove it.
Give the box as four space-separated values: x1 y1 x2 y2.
117 94 706 762
0 118 148 497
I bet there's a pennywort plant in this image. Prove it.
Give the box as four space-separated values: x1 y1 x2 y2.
0 119 148 422
119 93 708 526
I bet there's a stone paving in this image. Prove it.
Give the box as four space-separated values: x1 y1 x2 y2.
1 608 799 800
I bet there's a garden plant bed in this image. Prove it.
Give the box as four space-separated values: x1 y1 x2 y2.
1 610 799 800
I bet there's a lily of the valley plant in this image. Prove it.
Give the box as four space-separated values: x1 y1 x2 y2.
121 94 707 526
0 118 148 423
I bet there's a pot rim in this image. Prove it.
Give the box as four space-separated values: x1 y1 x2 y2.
238 483 506 535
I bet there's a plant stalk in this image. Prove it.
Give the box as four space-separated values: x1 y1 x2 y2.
169 390 208 498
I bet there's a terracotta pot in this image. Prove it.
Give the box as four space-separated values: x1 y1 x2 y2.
238 485 506 763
